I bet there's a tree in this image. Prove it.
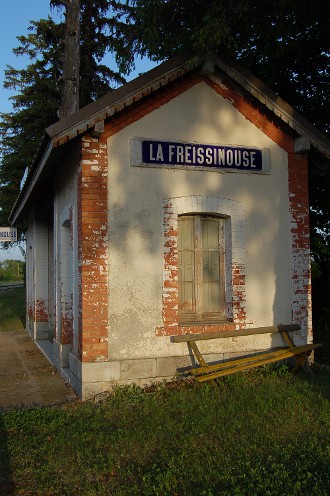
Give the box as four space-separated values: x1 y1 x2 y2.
236 0 329 135
77 0 126 105
56 0 81 119
0 17 62 235
111 0 329 133
50 0 127 108
0 1 126 242
0 259 25 281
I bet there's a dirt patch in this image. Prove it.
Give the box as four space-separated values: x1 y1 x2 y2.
0 330 77 409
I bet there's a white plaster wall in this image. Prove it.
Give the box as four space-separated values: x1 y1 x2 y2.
107 81 292 359
54 149 79 353
25 215 34 337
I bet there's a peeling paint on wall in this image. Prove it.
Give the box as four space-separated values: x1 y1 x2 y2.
157 196 247 336
35 298 48 322
288 153 312 344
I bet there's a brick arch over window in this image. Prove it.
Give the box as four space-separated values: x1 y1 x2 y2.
156 196 246 336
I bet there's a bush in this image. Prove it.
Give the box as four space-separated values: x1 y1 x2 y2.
0 259 25 282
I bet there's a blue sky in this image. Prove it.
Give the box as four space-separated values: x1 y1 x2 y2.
0 1 156 262
0 0 62 114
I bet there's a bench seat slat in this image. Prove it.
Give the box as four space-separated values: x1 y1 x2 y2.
189 343 321 376
196 344 322 382
172 324 321 381
172 324 301 343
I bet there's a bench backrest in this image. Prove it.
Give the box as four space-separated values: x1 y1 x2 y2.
171 324 301 343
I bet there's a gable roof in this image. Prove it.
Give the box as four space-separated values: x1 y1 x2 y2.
9 52 330 224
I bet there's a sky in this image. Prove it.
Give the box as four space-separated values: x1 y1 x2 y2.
0 1 156 262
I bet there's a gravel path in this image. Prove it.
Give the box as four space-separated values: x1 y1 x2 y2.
0 330 77 409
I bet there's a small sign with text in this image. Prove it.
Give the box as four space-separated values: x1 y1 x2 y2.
131 138 270 173
0 227 18 242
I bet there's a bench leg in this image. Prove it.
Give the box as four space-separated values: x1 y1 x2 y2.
292 353 314 377
188 341 207 367
188 341 219 387
280 331 315 378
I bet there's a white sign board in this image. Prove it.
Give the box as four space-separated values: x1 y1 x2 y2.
0 227 17 242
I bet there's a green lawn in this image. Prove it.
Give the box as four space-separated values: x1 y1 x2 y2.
1 367 329 495
0 287 329 494
0 286 26 332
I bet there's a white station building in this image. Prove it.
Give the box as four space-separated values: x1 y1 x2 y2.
10 54 330 398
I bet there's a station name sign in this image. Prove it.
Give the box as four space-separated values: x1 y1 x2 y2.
131 138 269 173
0 227 17 242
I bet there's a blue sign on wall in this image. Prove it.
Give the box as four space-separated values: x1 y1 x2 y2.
141 140 263 171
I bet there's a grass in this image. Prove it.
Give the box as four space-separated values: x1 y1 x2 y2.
0 286 26 331
1 367 329 495
0 286 329 494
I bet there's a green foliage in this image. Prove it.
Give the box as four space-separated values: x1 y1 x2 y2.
51 0 126 106
78 0 126 104
112 0 329 137
311 234 330 361
0 371 330 494
0 259 25 282
110 0 253 71
0 1 126 237
0 17 62 238
237 0 329 134
0 259 24 282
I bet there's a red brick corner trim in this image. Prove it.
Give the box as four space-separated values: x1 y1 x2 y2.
78 135 109 362
288 152 312 344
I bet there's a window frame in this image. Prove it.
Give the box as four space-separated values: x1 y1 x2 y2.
178 214 226 324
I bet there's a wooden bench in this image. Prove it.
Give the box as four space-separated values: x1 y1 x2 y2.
172 324 322 382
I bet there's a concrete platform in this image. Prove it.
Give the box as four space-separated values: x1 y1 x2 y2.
0 330 77 409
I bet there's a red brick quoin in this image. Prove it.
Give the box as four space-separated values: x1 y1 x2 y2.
77 134 109 362
288 152 312 343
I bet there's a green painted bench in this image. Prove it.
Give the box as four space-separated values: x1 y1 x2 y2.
172 324 322 382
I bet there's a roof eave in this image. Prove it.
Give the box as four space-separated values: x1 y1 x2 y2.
9 139 54 225
9 52 329 224
211 56 330 159
47 53 199 147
